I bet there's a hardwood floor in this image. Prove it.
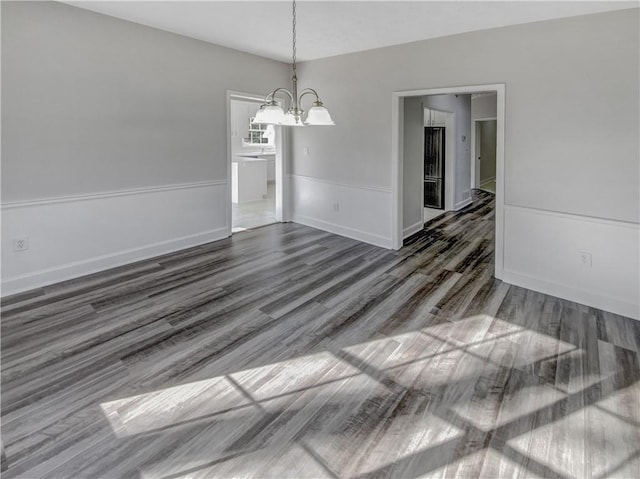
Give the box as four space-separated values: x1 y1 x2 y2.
2 190 639 478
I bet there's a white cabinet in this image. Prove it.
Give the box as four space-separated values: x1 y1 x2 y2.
266 158 276 181
232 158 267 203
424 108 446 127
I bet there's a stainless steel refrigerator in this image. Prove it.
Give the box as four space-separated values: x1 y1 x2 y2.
424 127 445 209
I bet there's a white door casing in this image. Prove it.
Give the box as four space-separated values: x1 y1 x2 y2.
226 90 289 234
392 84 506 280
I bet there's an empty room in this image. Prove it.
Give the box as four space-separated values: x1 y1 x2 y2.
1 1 639 478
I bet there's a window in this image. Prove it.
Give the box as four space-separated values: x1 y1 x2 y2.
244 117 271 145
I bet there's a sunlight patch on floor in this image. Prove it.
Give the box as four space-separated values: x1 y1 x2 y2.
98 313 634 479
100 376 253 438
508 404 640 478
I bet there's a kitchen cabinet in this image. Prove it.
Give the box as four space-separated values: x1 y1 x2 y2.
232 157 267 203
424 108 447 127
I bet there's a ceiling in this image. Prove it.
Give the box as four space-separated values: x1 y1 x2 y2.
64 1 636 63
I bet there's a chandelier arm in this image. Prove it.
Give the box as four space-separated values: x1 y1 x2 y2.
266 88 295 106
298 88 321 105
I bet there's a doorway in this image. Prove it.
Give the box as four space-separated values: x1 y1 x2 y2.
227 91 287 234
473 118 497 193
392 83 506 279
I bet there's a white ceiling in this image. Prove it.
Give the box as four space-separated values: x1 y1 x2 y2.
65 1 637 63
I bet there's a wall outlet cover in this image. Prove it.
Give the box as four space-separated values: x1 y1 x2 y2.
579 251 592 268
13 237 29 251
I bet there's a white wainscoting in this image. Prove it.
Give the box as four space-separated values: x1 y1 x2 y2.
1 181 229 296
289 174 393 249
503 204 640 320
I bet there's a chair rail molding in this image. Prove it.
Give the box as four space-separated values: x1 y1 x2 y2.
289 174 393 248
2 180 229 296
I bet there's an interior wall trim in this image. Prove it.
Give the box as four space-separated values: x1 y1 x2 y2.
2 181 228 296
1 180 227 209
289 174 393 248
288 174 392 194
291 213 392 249
505 203 640 228
403 220 424 239
454 198 473 211
2 227 229 297
479 176 497 184
391 83 507 283
503 204 639 320
502 269 639 321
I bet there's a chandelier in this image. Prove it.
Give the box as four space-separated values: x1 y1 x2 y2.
253 0 335 126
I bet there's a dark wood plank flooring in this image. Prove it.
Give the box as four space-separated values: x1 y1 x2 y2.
2 190 639 478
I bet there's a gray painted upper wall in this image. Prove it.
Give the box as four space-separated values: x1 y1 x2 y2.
291 9 639 223
1 1 289 202
472 94 497 120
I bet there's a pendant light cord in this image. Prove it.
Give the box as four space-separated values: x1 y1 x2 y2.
292 0 297 74
255 0 334 125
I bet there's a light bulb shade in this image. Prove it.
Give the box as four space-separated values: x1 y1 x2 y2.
280 111 305 127
253 104 286 125
305 105 335 125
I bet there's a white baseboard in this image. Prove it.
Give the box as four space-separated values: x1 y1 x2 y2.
2 228 229 296
479 176 496 186
289 174 393 249
292 213 392 249
503 204 639 320
2 181 229 296
403 221 424 239
502 269 639 321
454 198 473 211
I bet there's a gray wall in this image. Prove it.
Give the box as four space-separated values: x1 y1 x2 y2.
423 94 472 206
402 97 423 231
1 1 289 201
471 94 497 120
291 8 639 223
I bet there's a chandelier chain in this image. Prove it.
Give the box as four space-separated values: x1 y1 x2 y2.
254 0 333 125
292 0 297 73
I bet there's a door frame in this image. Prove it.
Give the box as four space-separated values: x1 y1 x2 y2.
226 90 289 235
471 116 497 189
391 83 506 280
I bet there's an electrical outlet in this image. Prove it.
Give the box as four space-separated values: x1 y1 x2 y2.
13 237 29 252
333 202 340 212
579 251 592 268
303 146 310 156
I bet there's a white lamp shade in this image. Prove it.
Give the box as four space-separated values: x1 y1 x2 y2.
305 105 335 125
280 111 305 127
253 104 286 124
